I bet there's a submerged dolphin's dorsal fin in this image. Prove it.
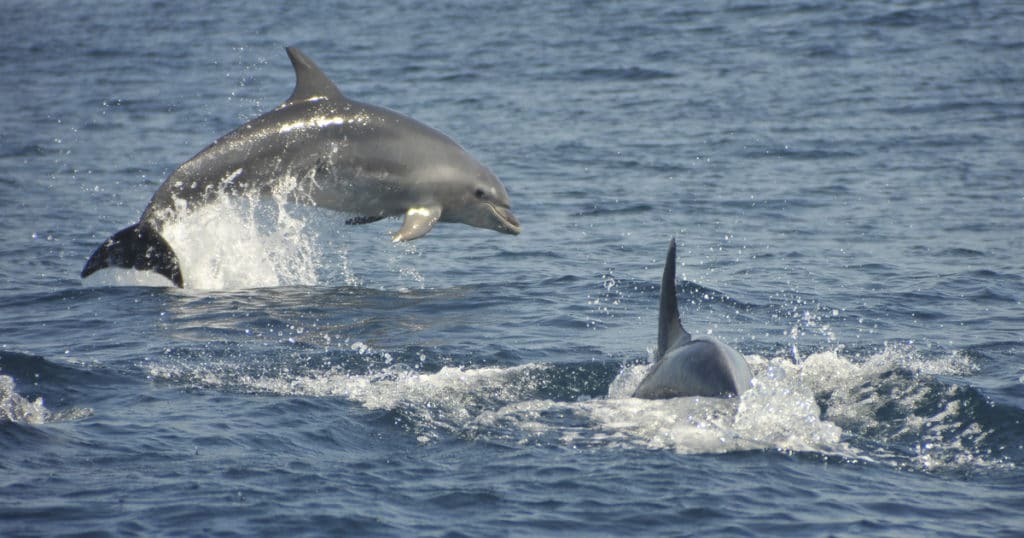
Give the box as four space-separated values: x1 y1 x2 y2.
657 238 692 358
284 47 344 105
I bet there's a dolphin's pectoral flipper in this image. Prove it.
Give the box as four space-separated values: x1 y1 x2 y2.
80 222 183 287
657 238 692 357
345 216 386 225
393 206 442 242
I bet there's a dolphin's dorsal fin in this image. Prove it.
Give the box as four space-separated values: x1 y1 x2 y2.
284 47 345 105
657 238 692 358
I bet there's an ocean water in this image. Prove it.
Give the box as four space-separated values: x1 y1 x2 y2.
2 1 1023 536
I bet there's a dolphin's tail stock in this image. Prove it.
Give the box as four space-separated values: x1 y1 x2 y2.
80 222 183 287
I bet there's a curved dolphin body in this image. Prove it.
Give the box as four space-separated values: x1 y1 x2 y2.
632 239 752 399
81 47 520 287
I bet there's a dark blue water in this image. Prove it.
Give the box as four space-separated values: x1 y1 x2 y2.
3 1 1023 536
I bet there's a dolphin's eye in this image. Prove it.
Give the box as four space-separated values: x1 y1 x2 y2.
474 188 487 199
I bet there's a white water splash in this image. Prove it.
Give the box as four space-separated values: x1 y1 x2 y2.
597 343 988 464
82 169 430 289
142 342 842 455
387 240 426 291
159 174 325 289
0 374 92 424
582 356 843 455
0 375 51 424
143 340 1000 469
146 350 547 443
762 344 997 470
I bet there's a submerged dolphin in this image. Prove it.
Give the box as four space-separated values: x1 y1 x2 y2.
81 47 520 287
632 238 752 399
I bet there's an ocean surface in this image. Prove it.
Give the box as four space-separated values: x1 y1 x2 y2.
2 1 1023 536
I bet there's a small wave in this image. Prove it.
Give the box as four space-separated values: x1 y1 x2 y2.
0 351 100 424
575 66 675 81
573 203 654 217
743 146 861 160
864 9 942 28
0 143 48 159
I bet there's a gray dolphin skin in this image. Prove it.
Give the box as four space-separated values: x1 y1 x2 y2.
81 47 520 287
632 238 753 399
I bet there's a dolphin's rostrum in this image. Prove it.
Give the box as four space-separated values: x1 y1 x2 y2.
632 238 753 399
81 47 520 287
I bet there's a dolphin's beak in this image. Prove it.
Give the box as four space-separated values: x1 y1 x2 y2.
490 204 521 235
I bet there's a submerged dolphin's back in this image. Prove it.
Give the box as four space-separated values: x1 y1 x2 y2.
633 338 752 399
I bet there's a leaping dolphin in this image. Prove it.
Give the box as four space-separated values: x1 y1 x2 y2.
632 238 752 399
81 47 520 287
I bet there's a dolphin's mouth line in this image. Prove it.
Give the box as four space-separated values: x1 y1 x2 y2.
489 203 521 235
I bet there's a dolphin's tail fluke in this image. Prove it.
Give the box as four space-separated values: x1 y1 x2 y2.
81 222 183 287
